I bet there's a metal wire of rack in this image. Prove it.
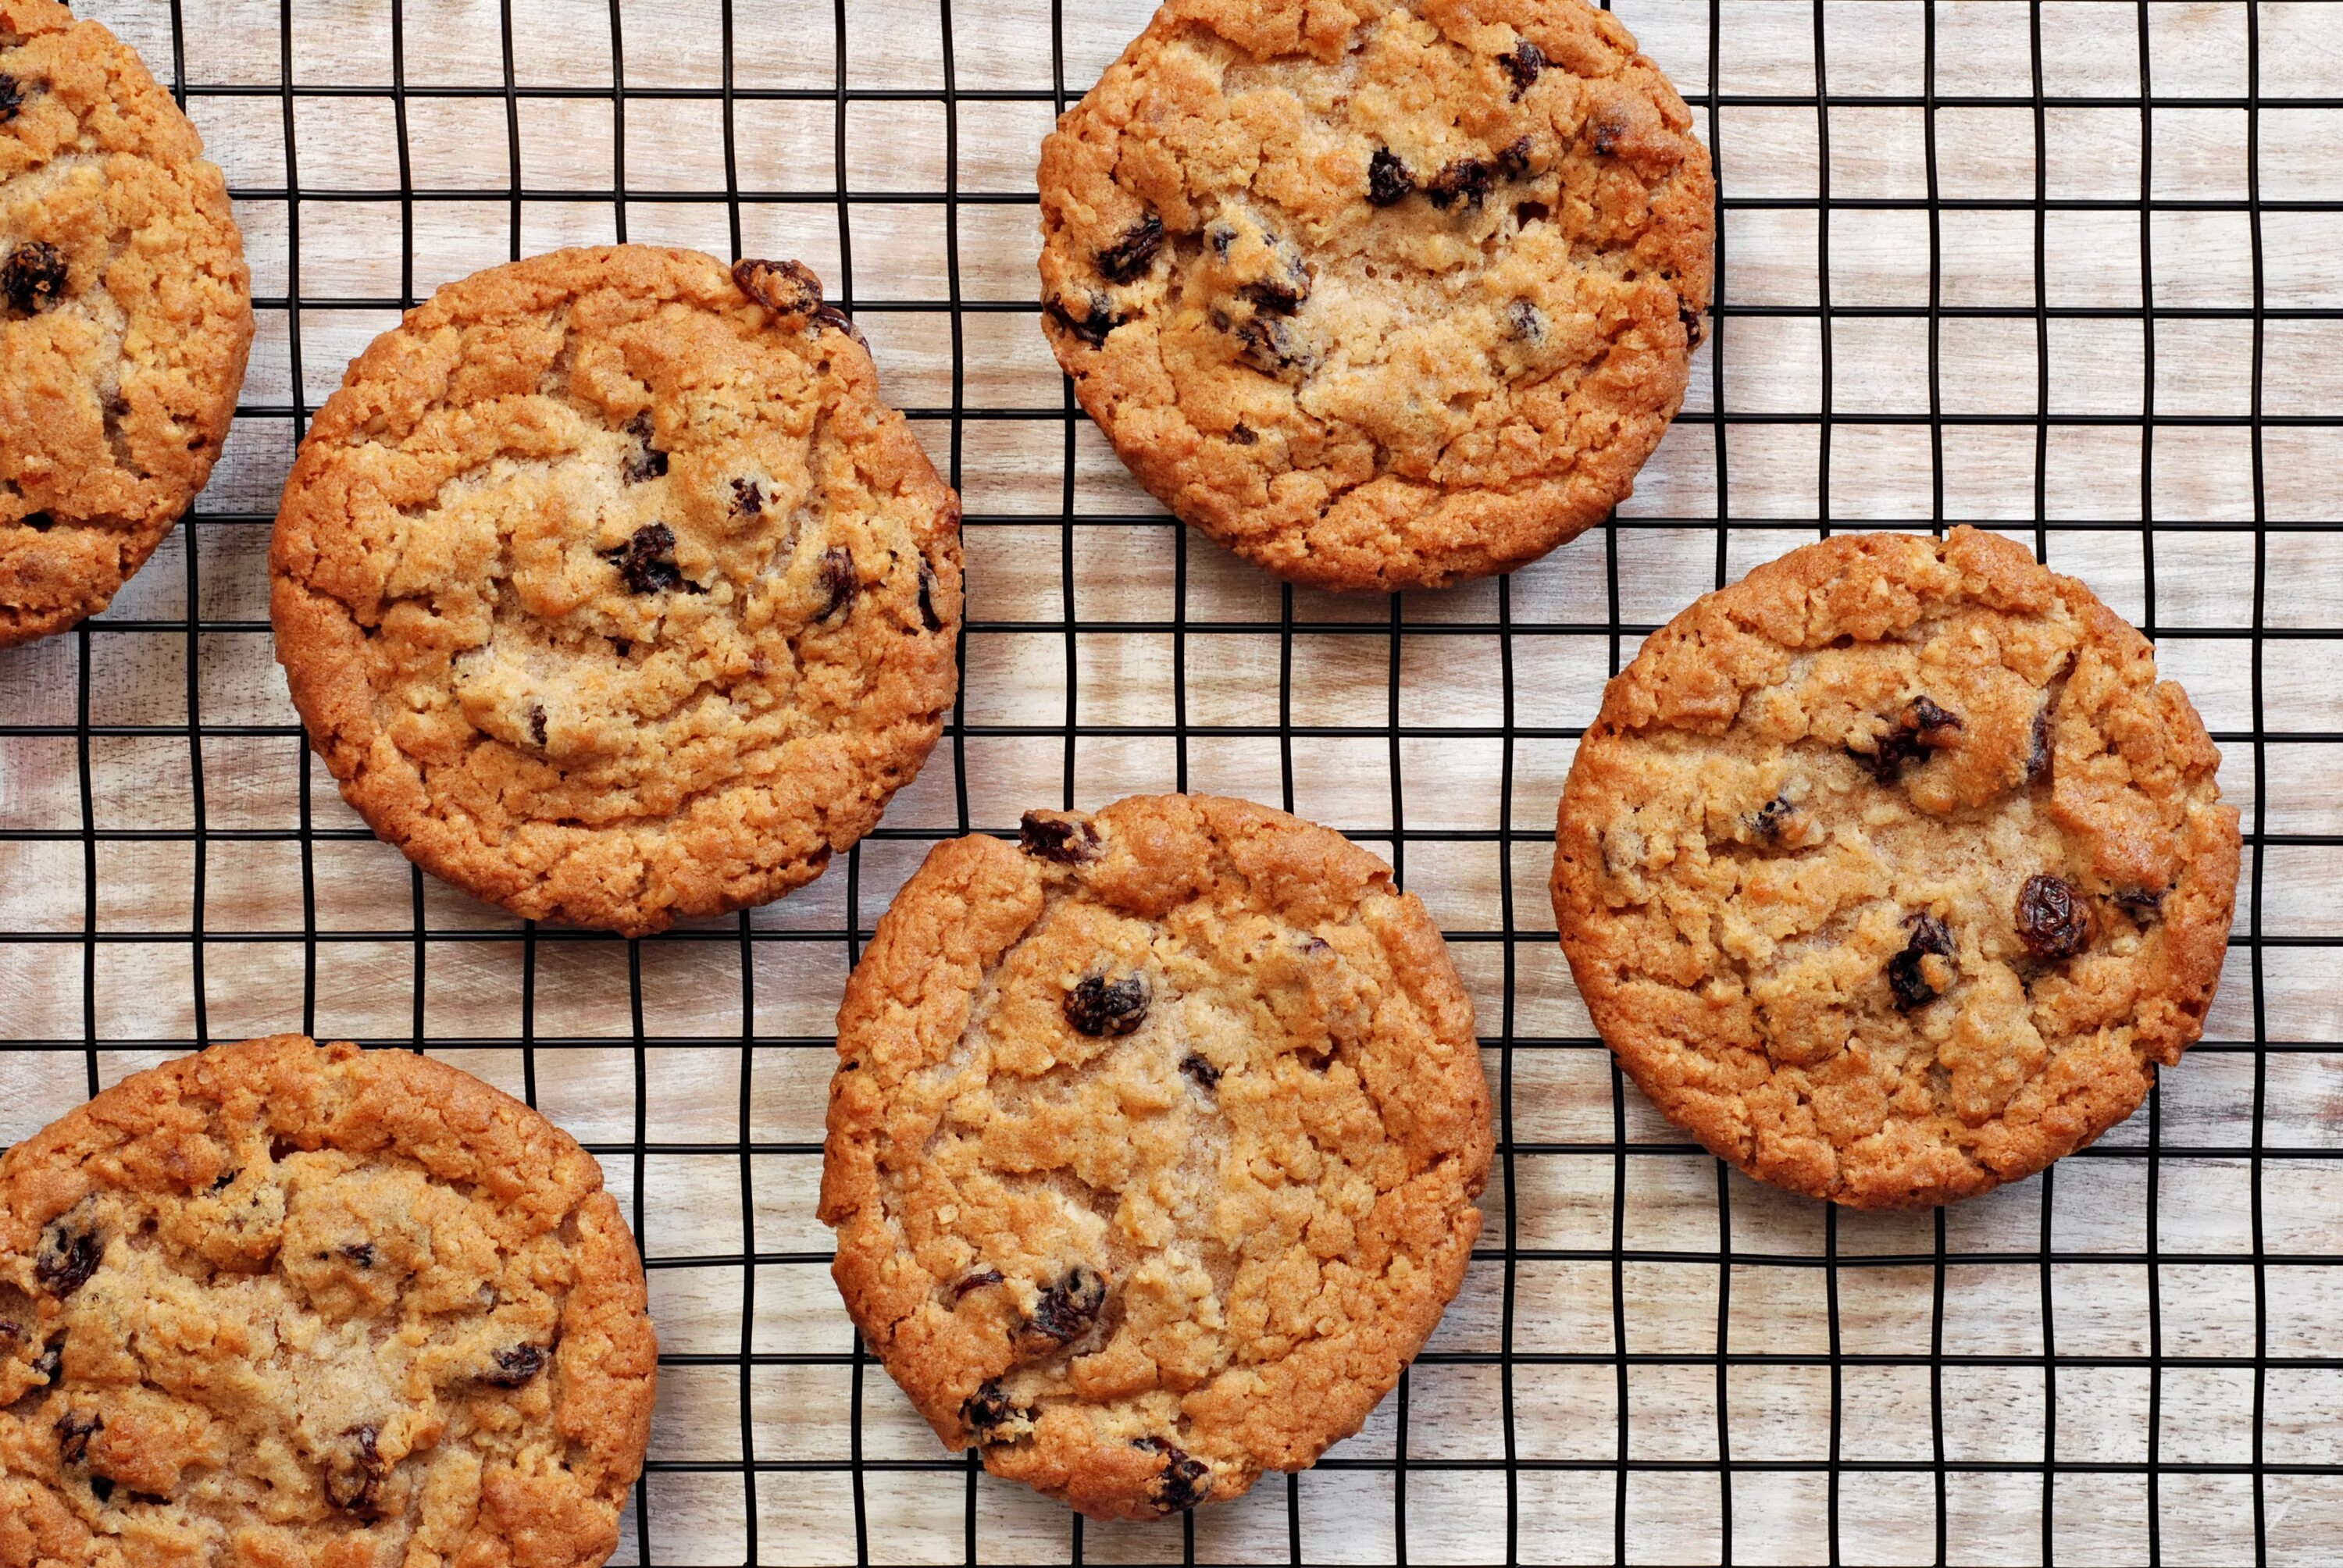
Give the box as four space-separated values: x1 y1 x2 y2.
2 0 2341 1563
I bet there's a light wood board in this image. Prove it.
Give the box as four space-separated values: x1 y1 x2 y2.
4 1 2343 1563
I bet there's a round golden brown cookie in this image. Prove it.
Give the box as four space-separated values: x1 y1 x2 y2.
1552 527 2241 1209
819 794 1493 1520
271 245 963 935
0 1035 656 1568
1036 0 1712 593
0 0 253 647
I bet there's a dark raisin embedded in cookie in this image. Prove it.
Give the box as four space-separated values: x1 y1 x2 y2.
338 1242 376 1267
953 1268 1004 1299
55 1410 101 1464
1016 1264 1107 1354
3 241 67 314
481 1343 548 1388
2027 696 2056 781
2016 874 2092 959
809 302 868 351
917 561 944 633
35 1222 101 1296
1506 300 1543 343
1367 147 1414 207
2116 886 2165 923
621 411 668 483
1232 313 1309 377
1133 1435 1212 1513
814 547 858 621
0 73 24 122
1857 695 1963 782
1046 292 1122 347
1179 1053 1221 1089
1097 212 1166 283
1750 796 1794 839
1425 155 1495 210
527 705 548 748
1886 912 1956 1010
731 477 764 517
961 1380 1029 1443
733 256 825 317
1019 811 1100 864
1502 38 1546 99
1065 971 1150 1037
32 1337 62 1382
603 522 701 596
1678 300 1703 347
1495 136 1533 180
326 1424 386 1518
89 1476 115 1505
1229 422 1257 445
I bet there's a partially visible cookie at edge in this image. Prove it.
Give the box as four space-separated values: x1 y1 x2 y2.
1038 0 1713 592
820 793 1492 1520
271 244 963 935
0 1035 655 1567
1553 527 2240 1208
0 0 254 647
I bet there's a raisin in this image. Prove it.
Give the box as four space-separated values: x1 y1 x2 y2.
210 1170 237 1192
33 1337 62 1382
1065 972 1150 1037
1501 38 1546 99
2027 697 2056 782
2116 887 2164 923
1425 156 1495 210
482 1344 547 1388
1368 148 1414 207
732 478 764 517
1592 119 1624 156
1097 212 1165 283
621 411 667 483
732 256 824 317
1856 697 1962 782
961 1379 1028 1442
1232 313 1307 376
1133 1436 1212 1513
813 546 858 621
1207 223 1235 259
326 1424 385 1518
2017 874 2092 960
917 562 944 633
527 706 547 748
339 1242 376 1267
1019 811 1100 864
1179 1053 1221 1090
602 522 702 595
1750 797 1794 839
1240 273 1308 315
3 241 66 314
810 302 868 351
1678 300 1703 347
1886 912 1956 1010
1229 423 1257 445
56 1410 100 1465
953 1268 1004 1299
35 1223 101 1297
90 1475 113 1504
1045 293 1122 347
0 73 23 122
1506 300 1543 343
1494 136 1533 180
1019 1265 1106 1351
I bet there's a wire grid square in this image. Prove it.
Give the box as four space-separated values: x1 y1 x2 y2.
0 0 2338 1562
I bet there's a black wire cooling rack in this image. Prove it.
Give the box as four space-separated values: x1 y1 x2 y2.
2 1 2341 1563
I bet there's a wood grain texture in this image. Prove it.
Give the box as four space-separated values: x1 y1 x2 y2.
2 0 2342 1562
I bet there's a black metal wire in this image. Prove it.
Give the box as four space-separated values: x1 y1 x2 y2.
2 2 2338 1565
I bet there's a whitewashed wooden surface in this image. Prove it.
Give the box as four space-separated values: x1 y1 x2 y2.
3 1 2343 1563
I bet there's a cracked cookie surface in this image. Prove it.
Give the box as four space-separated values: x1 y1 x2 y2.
1553 528 2240 1208
271 244 963 935
0 0 253 647
820 794 1492 1519
0 1035 655 1568
1037 0 1712 591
